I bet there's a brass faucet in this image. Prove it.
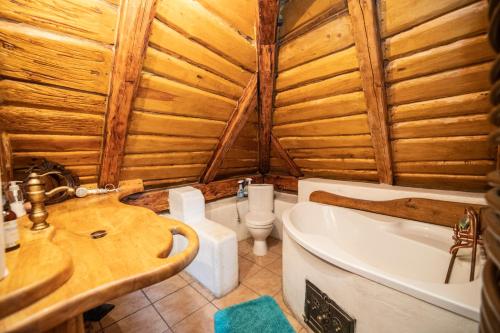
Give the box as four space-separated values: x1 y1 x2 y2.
25 171 75 231
444 207 483 283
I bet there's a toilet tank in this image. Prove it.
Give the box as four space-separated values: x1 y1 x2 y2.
248 184 274 213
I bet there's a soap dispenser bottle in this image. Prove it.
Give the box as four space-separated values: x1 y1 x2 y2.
7 181 26 218
3 195 20 252
237 180 245 198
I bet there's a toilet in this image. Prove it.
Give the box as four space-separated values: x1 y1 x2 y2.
245 184 275 256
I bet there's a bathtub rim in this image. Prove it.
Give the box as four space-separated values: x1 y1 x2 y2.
283 201 482 322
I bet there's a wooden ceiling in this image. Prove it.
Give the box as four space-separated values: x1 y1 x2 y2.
0 0 494 192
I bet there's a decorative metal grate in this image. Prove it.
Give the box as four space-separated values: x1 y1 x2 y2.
303 280 355 333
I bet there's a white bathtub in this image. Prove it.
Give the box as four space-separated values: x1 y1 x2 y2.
282 178 486 333
205 192 297 241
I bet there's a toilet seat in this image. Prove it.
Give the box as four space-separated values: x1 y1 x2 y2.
245 211 275 228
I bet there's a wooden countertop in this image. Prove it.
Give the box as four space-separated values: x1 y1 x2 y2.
0 179 199 333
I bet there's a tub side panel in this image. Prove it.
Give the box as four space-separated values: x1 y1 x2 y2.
282 231 477 333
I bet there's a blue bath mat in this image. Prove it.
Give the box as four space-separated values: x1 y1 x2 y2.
214 295 295 333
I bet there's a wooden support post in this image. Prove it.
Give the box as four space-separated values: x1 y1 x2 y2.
271 134 302 177
201 75 258 184
99 0 157 187
257 0 280 175
347 0 393 184
0 132 13 184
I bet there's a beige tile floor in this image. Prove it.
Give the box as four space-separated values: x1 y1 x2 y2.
86 238 307 333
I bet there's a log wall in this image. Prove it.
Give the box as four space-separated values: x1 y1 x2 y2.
272 0 494 191
382 0 495 191
273 0 379 182
120 0 258 186
0 0 259 187
0 0 493 192
0 0 119 184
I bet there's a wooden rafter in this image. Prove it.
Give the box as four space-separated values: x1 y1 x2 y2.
347 0 393 184
257 0 280 175
201 75 258 184
271 133 302 177
99 0 157 187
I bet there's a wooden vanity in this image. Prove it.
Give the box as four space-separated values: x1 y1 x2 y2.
0 180 199 333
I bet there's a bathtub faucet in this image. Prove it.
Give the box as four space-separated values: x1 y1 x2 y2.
444 207 483 283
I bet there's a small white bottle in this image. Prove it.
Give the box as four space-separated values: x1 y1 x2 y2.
3 196 20 252
0 183 7 280
244 178 253 197
7 181 26 218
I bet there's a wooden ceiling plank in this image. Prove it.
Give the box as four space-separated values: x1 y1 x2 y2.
279 0 346 39
347 0 393 184
99 0 158 187
257 0 280 175
13 151 101 167
201 74 258 184
278 14 353 71
271 133 303 177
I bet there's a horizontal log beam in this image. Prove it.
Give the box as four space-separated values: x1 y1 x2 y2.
310 190 485 228
122 175 263 213
264 174 299 193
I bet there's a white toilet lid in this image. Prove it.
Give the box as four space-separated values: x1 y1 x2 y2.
245 211 275 227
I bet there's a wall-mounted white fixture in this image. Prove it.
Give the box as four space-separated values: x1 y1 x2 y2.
168 186 238 297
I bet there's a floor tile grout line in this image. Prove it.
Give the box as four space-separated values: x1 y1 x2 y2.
100 241 284 332
141 289 153 304
239 280 262 297
189 280 217 302
239 263 266 282
151 301 174 332
239 253 280 270
143 280 190 304
99 300 152 330
241 265 281 284
99 289 153 331
155 283 210 330
142 288 173 332
239 269 282 297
